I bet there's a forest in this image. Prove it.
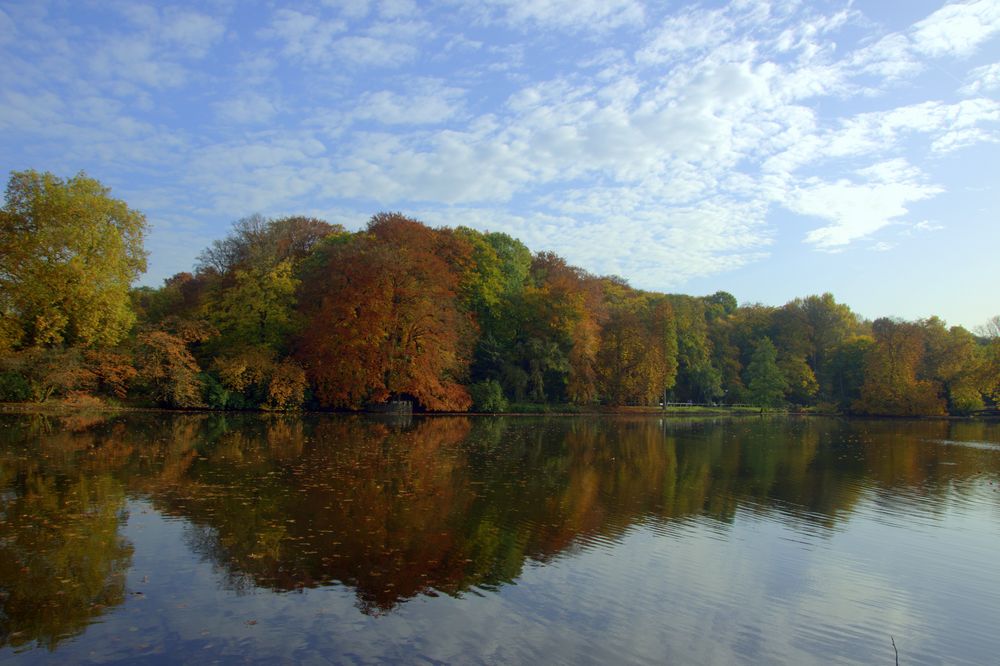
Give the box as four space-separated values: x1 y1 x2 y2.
1 170 998 416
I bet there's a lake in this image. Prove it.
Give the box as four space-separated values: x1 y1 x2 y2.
1 412 999 664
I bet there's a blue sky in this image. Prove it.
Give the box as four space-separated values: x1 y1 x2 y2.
1 0 998 329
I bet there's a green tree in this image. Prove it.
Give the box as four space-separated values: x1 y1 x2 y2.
206 260 299 352
827 335 873 410
669 295 723 403
746 337 787 409
0 170 147 349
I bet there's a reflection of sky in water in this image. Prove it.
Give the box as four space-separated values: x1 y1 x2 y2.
9 485 996 666
924 439 1000 452
3 415 1000 664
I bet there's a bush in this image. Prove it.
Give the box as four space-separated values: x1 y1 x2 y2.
0 371 31 402
200 372 231 410
469 379 508 413
948 385 984 415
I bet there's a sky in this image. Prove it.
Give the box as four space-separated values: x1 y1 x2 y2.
1 0 998 329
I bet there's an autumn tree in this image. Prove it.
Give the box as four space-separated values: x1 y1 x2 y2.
596 294 677 405
196 215 342 353
134 318 217 408
131 272 207 326
854 318 945 416
197 214 339 276
921 319 988 414
0 170 147 349
979 317 1000 404
183 214 343 409
297 214 473 411
504 253 605 404
975 315 1000 340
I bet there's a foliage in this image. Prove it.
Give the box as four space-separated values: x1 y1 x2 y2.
0 348 92 402
0 170 147 349
854 319 946 416
670 295 723 403
0 370 31 401
212 349 307 410
746 337 787 409
297 214 473 411
83 349 137 400
596 294 677 405
827 336 873 410
1 174 994 416
135 318 216 408
469 379 509 412
205 260 299 352
197 214 341 276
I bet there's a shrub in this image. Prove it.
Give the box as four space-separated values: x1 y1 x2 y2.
469 379 508 413
0 371 31 402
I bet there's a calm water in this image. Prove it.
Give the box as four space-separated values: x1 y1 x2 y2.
1 413 999 665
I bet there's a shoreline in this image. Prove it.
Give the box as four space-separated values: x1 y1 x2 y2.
2 401 993 421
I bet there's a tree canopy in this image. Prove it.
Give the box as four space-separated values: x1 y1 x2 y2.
0 170 147 349
1 170 997 415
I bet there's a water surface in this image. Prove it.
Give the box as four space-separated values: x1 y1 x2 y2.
1 413 999 664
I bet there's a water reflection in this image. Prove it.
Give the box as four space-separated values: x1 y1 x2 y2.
0 413 998 652
0 415 133 650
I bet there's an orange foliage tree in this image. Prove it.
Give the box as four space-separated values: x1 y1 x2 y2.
296 214 473 411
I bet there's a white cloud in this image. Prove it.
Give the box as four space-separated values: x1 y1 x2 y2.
474 0 644 32
636 6 734 65
870 241 896 252
90 36 189 88
214 93 280 125
160 8 226 57
266 9 426 68
378 0 418 19
911 0 1000 58
764 99 1000 174
321 0 373 20
789 160 943 249
332 34 419 67
960 62 1000 95
354 81 465 125
269 9 348 63
848 33 922 80
184 135 333 215
4 0 1000 301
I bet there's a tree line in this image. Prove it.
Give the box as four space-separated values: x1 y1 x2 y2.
1 170 998 415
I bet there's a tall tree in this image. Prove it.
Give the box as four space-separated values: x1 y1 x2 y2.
854 318 945 416
0 170 147 349
297 214 473 411
596 294 677 405
746 337 787 409
669 295 723 403
827 335 872 410
921 319 988 414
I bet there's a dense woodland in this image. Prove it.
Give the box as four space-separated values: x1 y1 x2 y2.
1 170 998 416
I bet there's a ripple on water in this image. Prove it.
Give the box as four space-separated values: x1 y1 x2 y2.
924 438 1000 452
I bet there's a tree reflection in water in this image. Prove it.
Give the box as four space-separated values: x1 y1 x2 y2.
1 412 998 637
